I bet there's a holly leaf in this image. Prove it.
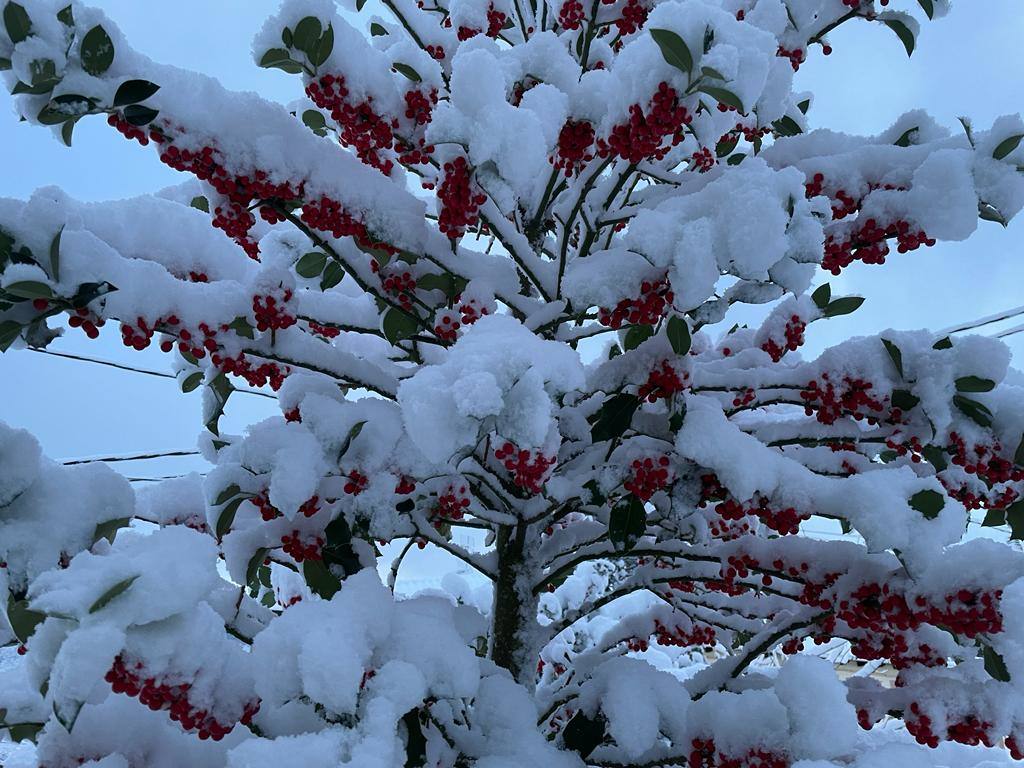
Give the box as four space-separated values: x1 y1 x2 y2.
562 711 606 759
882 338 903 379
245 548 269 589
382 307 418 345
773 115 802 137
228 316 254 339
891 389 920 412
205 372 233 436
259 48 303 74
609 496 646 551
303 558 341 599
190 195 209 213
122 104 159 126
1007 499 1024 541
310 24 334 67
48 227 62 283
80 24 114 75
215 495 247 541
932 336 953 350
337 420 366 461
4 281 52 300
893 126 918 148
822 296 865 318
983 644 1011 682
393 62 422 82
92 517 130 545
953 394 992 427
697 84 744 112
0 320 22 351
321 261 345 290
811 283 831 309
993 134 1024 161
716 133 739 158
623 324 652 351
3 2 31 44
649 28 693 74
370 22 388 36
982 508 1006 528
8 722 43 742
882 17 915 57
955 376 995 393
295 251 327 278
180 370 203 393
917 0 934 19
921 444 947 471
590 393 640 443
6 596 44 643
908 489 944 520
88 575 139 614
302 109 327 136
666 315 691 356
292 16 323 56
112 79 160 107
215 484 242 506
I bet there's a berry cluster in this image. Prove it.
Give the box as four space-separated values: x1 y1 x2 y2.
615 0 649 36
308 320 341 339
624 456 672 501
380 267 417 311
638 360 689 402
437 483 471 520
280 530 324 562
598 275 674 328
438 157 487 238
799 375 888 425
688 738 788 768
823 218 936 275
68 306 104 339
457 5 507 39
253 490 280 521
105 655 259 741
777 46 805 71
715 497 806 536
306 75 398 174
212 352 289 390
552 120 596 177
558 0 585 29
344 470 368 495
760 315 806 362
905 703 995 750
598 83 692 163
495 441 556 494
653 618 716 648
253 290 296 332
691 146 715 173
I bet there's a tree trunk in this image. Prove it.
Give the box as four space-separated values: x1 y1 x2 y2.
489 521 538 685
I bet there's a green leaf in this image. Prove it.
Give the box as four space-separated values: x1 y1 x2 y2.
259 48 303 74
56 4 72 25
982 508 1007 528
292 16 323 56
954 394 993 427
88 575 139 614
37 104 71 125
382 307 418 345
623 324 653 351
823 296 865 318
811 282 831 309
983 644 1011 682
3 2 31 44
310 23 333 67
562 711 606 760
3 281 52 300
301 109 327 135
216 495 246 541
0 320 22 351
797 98 811 114
932 336 952 350
303 558 341 599
281 26 293 47
773 115 802 137
649 28 693 74
590 392 640 443
80 24 114 75
666 315 691 356
955 376 995 393
49 227 61 282
338 420 366 460
295 250 327 278
993 134 1024 161
245 548 269 588
917 0 934 19
1007 499 1024 540
356 0 368 9
93 516 129 545
609 495 647 551
882 338 903 379
701 65 725 80
8 722 43 742
205 372 233 436
909 489 944 520
320 261 345 290
190 195 209 213
979 202 1008 227
228 316 254 339
726 153 746 166
715 133 739 158
392 62 422 82
60 117 78 146
180 370 203 393
1014 434 1024 466
0 56 11 70
883 18 915 57
113 79 160 107
122 104 159 126
697 85 743 112
893 126 918 148
891 389 920 412
921 444 947 471
215 483 242 506
370 22 388 36
6 596 44 643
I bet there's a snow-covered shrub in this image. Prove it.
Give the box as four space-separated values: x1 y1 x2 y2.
3 0 1024 765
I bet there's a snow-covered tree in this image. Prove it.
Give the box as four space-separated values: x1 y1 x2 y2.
3 0 1024 765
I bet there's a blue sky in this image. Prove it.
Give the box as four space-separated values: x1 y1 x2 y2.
1 1 1022 528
